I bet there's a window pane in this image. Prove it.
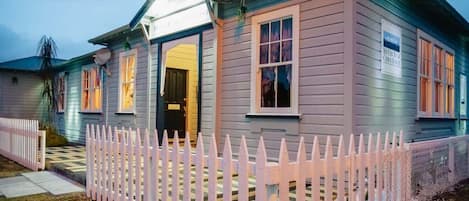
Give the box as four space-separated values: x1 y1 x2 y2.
261 67 275 107
434 47 443 80
282 18 292 39
270 42 280 63
435 82 443 113
260 44 269 64
260 23 270 43
420 77 428 112
277 65 291 107
127 56 136 82
271 20 280 41
282 40 292 62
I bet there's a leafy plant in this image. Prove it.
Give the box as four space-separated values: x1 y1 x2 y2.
37 35 58 123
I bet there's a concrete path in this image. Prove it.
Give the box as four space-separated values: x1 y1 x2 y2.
0 171 84 198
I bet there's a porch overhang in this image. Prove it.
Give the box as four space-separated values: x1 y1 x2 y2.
129 0 213 40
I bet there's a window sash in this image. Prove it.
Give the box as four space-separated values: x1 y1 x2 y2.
119 50 137 113
251 6 299 114
417 30 455 118
81 67 102 112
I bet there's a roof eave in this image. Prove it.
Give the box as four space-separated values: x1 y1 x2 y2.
129 0 156 29
88 25 131 45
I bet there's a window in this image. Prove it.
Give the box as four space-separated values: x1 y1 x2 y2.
81 66 102 112
57 73 66 112
250 5 299 114
119 49 137 113
417 30 455 118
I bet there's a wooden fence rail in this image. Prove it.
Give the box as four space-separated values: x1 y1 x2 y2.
0 117 46 171
86 124 409 201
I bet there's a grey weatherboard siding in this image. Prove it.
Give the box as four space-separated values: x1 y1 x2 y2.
219 0 347 159
354 0 469 141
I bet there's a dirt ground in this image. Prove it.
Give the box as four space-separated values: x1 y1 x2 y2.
432 178 469 201
0 155 89 201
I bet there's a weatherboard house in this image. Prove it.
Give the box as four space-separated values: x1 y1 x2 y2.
52 0 469 162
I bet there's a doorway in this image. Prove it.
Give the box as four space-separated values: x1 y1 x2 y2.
158 34 200 141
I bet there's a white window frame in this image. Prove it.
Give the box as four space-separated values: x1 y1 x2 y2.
417 29 455 118
57 72 66 113
118 49 137 113
249 5 299 115
461 74 467 118
81 65 103 113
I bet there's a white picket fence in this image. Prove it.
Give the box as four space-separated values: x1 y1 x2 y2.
86 124 409 201
0 117 46 171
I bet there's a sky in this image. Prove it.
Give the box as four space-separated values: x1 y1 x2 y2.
0 0 468 62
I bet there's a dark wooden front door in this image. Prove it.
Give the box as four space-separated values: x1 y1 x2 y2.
164 68 187 138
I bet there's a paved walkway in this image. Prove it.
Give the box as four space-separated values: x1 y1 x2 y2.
46 146 86 185
0 171 84 199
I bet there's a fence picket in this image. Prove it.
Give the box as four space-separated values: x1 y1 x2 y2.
376 132 383 201
86 124 91 197
367 133 376 201
172 131 180 201
296 137 306 201
238 136 249 201
324 136 333 201
120 127 127 201
127 128 134 201
348 134 356 201
151 129 159 201
208 134 218 201
279 139 289 201
135 129 142 201
161 130 169 201
383 132 390 200
183 132 192 201
195 133 204 201
391 132 398 201
357 134 365 201
143 129 150 201
222 135 233 201
336 135 345 201
103 126 109 200
255 137 267 201
311 136 320 201
96 125 102 201
113 127 120 201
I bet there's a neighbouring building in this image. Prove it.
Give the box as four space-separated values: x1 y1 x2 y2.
0 56 65 121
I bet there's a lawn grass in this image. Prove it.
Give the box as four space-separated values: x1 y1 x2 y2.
0 155 89 201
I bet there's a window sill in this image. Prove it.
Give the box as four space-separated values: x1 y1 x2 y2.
79 111 102 114
246 113 301 119
416 115 456 120
115 112 135 115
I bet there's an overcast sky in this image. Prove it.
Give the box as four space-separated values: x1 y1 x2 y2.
0 0 468 62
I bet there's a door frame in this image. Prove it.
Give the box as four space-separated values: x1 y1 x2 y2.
154 23 213 143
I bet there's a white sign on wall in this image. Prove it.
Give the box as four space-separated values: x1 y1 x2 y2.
461 74 467 116
381 19 402 78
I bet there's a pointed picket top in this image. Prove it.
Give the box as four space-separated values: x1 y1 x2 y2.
223 135 233 201
86 124 90 140
376 132 382 152
296 136 306 162
384 131 390 150
184 132 191 153
337 135 345 157
367 133 373 153
153 129 159 147
102 125 107 141
173 130 179 149
223 135 232 160
209 133 218 158
256 136 267 163
349 134 355 155
399 130 404 148
311 136 320 161
163 130 169 149
196 133 204 156
96 125 101 142
358 134 365 154
279 138 289 163
392 131 398 150
325 136 333 159
91 124 95 140
108 126 112 142
239 135 249 163
136 128 142 147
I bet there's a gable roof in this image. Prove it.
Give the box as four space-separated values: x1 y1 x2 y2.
0 56 66 72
